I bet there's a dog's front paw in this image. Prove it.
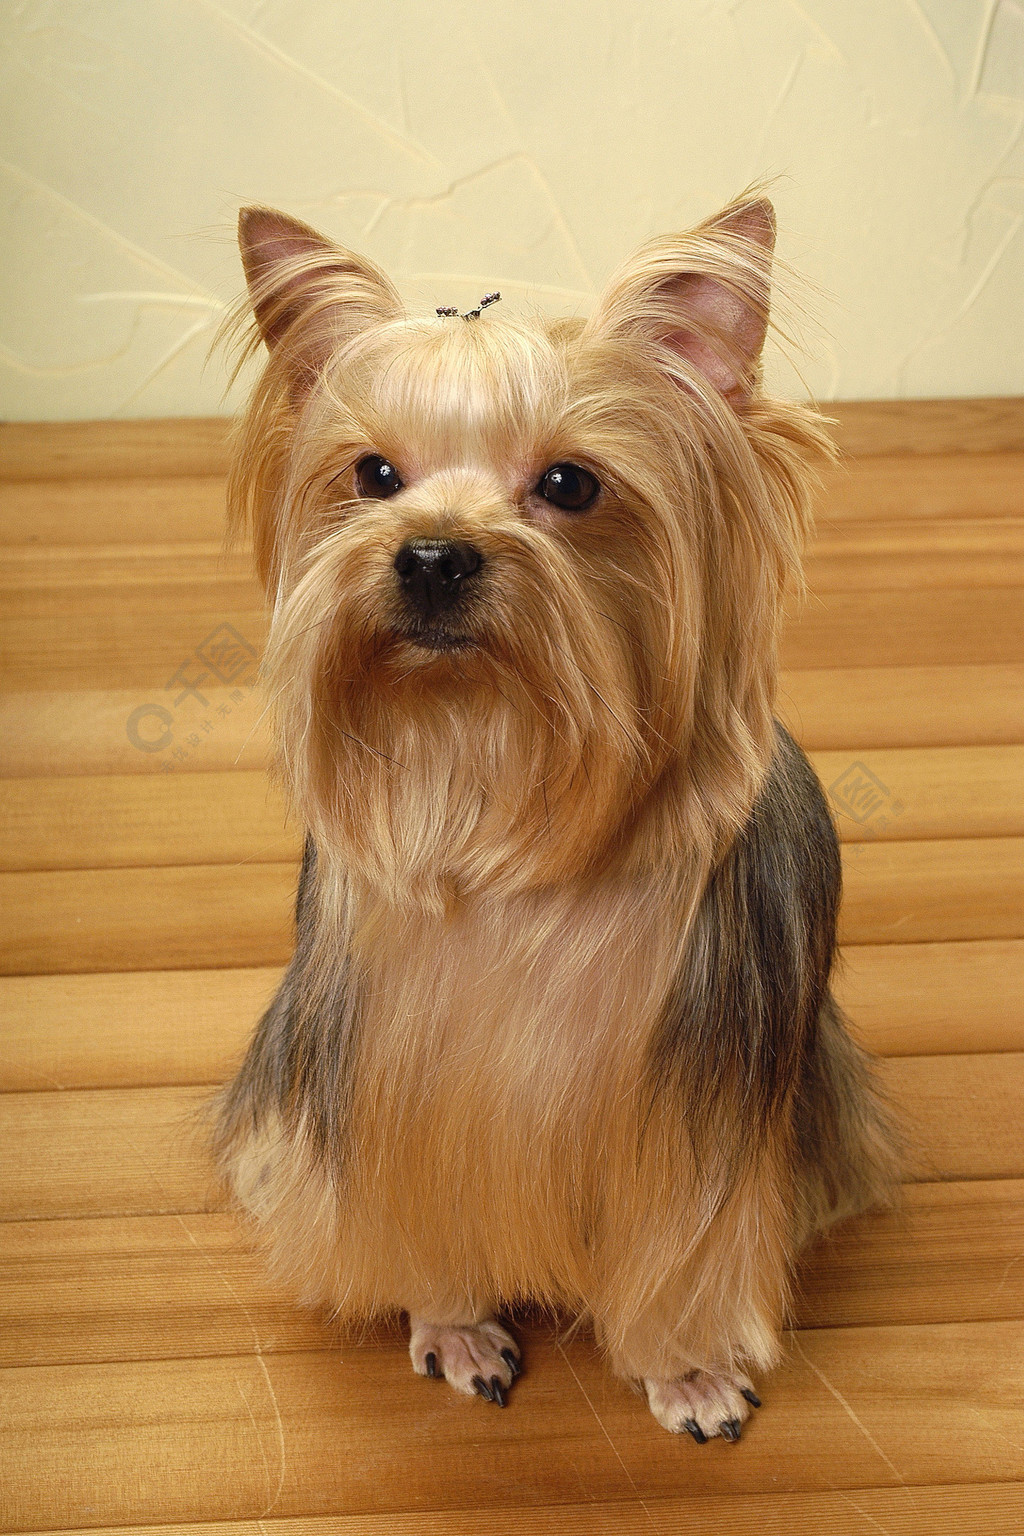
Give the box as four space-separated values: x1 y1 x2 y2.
644 1369 762 1442
409 1316 522 1407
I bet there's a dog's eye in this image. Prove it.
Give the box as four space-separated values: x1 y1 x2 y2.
536 462 599 512
355 455 403 499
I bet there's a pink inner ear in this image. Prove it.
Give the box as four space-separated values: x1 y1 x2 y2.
662 271 770 406
659 198 775 406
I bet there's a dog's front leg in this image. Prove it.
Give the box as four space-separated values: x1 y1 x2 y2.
408 1312 522 1406
595 1164 791 1441
605 1293 775 1443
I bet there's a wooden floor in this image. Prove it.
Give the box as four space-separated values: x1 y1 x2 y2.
1 402 1023 1534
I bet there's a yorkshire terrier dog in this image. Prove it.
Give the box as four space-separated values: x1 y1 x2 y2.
214 193 899 1441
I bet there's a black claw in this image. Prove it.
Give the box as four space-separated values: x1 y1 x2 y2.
472 1374 493 1402
720 1418 742 1442
740 1388 761 1409
424 1351 438 1378
490 1376 506 1407
683 1418 708 1445
501 1347 521 1378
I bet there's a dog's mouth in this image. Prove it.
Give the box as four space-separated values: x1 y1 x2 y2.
394 622 477 653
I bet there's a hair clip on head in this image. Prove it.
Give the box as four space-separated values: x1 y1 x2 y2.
435 293 501 320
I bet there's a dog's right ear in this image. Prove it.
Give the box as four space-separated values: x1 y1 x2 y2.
237 206 402 389
585 197 776 411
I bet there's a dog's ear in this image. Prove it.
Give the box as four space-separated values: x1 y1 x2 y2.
237 206 402 387
587 197 775 409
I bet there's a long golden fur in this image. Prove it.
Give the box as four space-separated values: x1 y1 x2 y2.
214 193 900 1435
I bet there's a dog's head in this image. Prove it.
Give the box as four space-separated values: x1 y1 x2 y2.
230 198 830 908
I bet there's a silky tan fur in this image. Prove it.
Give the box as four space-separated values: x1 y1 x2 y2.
214 194 900 1424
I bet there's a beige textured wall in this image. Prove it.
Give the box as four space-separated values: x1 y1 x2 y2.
2 0 1022 420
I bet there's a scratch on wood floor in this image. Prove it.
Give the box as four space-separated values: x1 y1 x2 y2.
836 1488 896 1536
0 1054 66 1091
173 1212 287 1515
790 1332 920 1513
253 1353 288 1516
963 1407 1024 1457
235 1373 276 1511
555 1339 658 1531
987 1250 1024 1301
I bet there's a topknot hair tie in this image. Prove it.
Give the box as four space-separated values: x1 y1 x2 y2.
436 292 501 320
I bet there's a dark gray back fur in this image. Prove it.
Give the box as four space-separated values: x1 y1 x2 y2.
648 721 900 1229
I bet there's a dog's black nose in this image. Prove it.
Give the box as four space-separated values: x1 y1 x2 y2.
393 538 483 618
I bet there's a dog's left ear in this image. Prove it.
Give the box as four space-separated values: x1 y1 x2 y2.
586 197 775 409
237 205 402 391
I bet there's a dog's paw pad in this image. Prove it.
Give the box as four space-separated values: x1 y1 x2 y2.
644 1369 761 1440
409 1317 521 1405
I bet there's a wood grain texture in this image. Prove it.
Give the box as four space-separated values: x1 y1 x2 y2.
0 1085 222 1220
0 419 234 481
3 1181 1021 1371
805 516 1024 587
0 771 300 871
826 396 1024 456
810 745 1024 841
0 1211 322 1367
0 862 296 975
21 1485 1024 1536
0 544 257 610
0 477 228 546
838 837 1024 945
0 686 272 777
777 663 1024 749
780 587 1024 670
882 1053 1024 1182
0 607 267 690
816 453 1024 521
834 938 1024 1057
2 1320 1022 1529
0 967 280 1091
795 1179 1024 1331
1 1057 1019 1224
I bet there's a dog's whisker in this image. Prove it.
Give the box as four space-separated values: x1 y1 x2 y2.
231 691 276 765
579 674 640 750
330 721 407 770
